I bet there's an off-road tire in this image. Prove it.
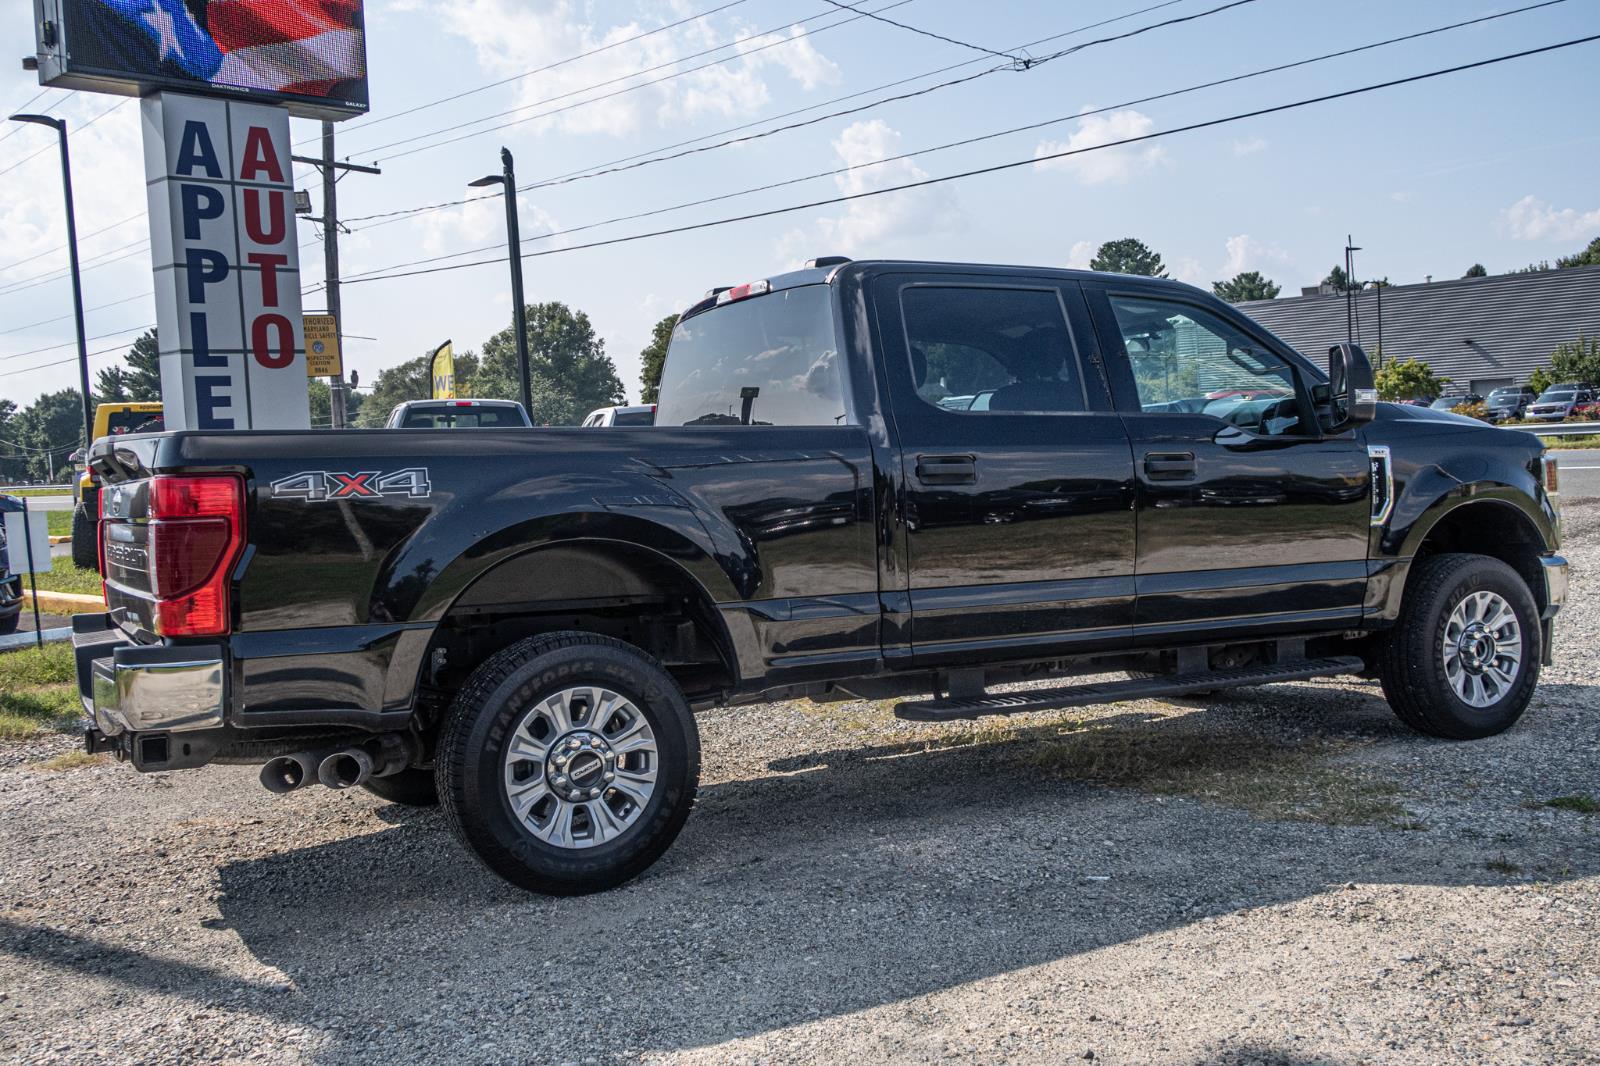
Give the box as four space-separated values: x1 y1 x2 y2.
0 611 17 635
70 504 98 571
1376 553 1541 739
438 632 700 895
361 767 439 806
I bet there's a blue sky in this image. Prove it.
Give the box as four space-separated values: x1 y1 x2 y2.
4 0 1598 408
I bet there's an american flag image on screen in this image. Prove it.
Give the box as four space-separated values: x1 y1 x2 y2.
66 0 368 109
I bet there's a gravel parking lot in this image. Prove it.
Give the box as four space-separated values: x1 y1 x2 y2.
3 510 1598 1065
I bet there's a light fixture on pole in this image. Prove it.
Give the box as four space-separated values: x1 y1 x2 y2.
10 112 93 452
469 148 532 419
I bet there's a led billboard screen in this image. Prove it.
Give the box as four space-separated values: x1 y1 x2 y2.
33 0 368 119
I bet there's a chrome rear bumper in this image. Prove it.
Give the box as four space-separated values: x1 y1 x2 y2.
73 613 225 736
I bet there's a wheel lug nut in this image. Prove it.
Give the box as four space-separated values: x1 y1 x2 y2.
588 787 601 798
553 775 567 787
603 771 615 782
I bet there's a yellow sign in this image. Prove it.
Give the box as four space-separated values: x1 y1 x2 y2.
431 340 455 399
304 315 342 377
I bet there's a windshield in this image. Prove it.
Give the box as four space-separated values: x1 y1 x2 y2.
1538 390 1575 402
1430 398 1464 409
1487 389 1520 401
105 410 163 435
612 410 654 426
656 285 849 427
399 405 526 428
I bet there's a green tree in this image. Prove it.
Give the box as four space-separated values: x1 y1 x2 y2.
476 302 625 425
94 366 132 403
0 399 21 483
1089 238 1167 278
638 314 678 404
1547 333 1600 384
1557 236 1600 269
1527 367 1554 395
1463 263 1487 278
1211 271 1280 303
1374 358 1449 402
1322 265 1361 293
122 329 163 400
12 389 86 482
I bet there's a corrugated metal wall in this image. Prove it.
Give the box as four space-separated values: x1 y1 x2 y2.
1238 264 1600 392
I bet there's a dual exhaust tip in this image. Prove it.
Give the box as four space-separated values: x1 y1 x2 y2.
260 746 381 794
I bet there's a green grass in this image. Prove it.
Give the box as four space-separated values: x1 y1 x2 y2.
1544 794 1599 814
26 559 102 597
0 644 79 743
1540 435 1600 450
0 642 73 687
47 511 72 537
31 751 105 771
3 487 71 497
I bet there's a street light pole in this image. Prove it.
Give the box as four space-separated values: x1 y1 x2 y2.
10 113 93 450
470 148 532 418
1343 234 1361 345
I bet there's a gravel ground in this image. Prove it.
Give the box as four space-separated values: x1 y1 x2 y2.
3 510 1599 1065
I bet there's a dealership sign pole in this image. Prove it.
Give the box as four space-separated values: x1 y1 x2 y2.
30 0 370 432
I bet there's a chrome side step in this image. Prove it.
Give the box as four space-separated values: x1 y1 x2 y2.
892 655 1364 723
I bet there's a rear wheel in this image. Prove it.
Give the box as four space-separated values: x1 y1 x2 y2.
0 611 17 636
70 504 98 572
1376 553 1540 739
438 632 700 895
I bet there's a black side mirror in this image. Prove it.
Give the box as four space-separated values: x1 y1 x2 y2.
1321 342 1377 433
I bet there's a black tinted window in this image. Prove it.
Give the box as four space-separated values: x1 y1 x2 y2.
901 286 1085 414
401 406 525 428
656 285 848 427
612 410 655 426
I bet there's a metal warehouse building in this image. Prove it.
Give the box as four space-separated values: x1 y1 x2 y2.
1239 263 1600 396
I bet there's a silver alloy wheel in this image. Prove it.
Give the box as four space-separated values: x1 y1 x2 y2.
501 686 658 849
1441 590 1523 708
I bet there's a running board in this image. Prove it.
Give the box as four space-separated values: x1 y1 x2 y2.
893 655 1364 723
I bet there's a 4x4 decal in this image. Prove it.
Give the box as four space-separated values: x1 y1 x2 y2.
270 468 432 502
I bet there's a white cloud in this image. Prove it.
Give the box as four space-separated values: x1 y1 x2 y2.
418 0 840 139
1065 239 1095 269
416 196 561 258
777 119 963 263
1169 257 1207 286
1220 233 1292 277
1501 194 1600 242
1231 137 1267 156
1032 110 1166 186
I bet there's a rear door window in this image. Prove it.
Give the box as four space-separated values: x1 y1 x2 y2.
900 286 1087 414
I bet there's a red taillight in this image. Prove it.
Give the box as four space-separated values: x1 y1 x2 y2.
147 475 245 637
716 279 771 305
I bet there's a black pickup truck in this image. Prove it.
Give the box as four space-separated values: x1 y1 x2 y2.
74 259 1568 895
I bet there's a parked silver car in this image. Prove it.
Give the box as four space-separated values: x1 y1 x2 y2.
1525 384 1596 422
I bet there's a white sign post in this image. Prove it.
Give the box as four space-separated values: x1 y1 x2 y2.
3 504 52 650
143 92 310 431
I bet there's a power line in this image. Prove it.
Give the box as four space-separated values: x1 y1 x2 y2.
0 237 152 298
0 322 156 363
358 0 924 163
0 88 54 145
298 0 758 146
0 97 127 179
0 291 152 337
814 0 1025 63
0 210 145 276
337 0 1206 228
332 2 1569 285
334 35 1600 288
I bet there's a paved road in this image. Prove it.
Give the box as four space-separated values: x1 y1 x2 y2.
0 491 73 512
1554 449 1600 499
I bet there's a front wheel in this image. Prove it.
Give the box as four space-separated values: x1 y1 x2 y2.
1376 553 1541 739
437 632 700 895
